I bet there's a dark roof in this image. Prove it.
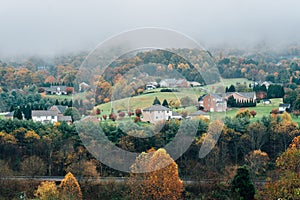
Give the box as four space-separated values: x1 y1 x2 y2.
172 111 181 116
198 94 206 101
189 110 209 116
143 105 170 111
58 115 72 122
49 105 68 114
279 104 290 107
32 110 58 117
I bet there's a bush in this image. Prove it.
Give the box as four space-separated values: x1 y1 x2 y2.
160 88 179 92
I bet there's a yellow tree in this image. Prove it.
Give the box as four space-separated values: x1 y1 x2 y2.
258 136 300 199
59 172 82 200
35 181 59 200
129 148 183 200
245 150 269 178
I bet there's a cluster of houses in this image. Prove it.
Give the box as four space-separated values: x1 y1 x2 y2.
43 82 90 95
146 79 201 90
250 80 282 89
3 105 72 124
198 92 257 112
45 86 69 95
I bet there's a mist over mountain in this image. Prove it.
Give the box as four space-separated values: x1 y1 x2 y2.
0 0 300 59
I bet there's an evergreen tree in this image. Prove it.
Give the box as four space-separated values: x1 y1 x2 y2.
227 95 236 107
55 99 59 105
13 107 23 120
73 99 79 108
9 105 14 112
231 165 255 200
68 100 73 107
162 99 169 108
24 105 32 120
228 85 236 92
153 97 161 105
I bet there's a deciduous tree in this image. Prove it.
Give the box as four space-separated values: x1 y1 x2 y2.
59 172 82 200
129 148 183 200
35 181 59 200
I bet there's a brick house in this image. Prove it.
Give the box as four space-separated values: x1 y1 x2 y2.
199 94 227 112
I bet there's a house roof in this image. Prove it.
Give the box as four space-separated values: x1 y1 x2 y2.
32 110 58 117
46 86 67 92
58 115 72 122
189 110 209 116
198 94 206 101
279 103 290 108
210 93 225 98
143 105 170 111
48 105 68 114
172 111 181 116
79 82 89 86
226 92 255 99
160 79 177 85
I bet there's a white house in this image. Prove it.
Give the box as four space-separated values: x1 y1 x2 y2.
171 111 182 120
142 105 172 123
279 104 291 113
146 84 156 90
32 110 58 123
262 99 271 104
79 82 90 92
46 86 68 95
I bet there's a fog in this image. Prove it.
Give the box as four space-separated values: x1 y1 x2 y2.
0 0 300 58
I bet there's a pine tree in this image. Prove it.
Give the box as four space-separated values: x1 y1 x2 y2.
9 105 14 112
13 107 23 120
231 165 255 200
162 99 169 108
153 97 161 105
228 85 236 92
55 99 59 105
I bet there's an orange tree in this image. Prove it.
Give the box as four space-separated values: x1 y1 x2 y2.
128 148 183 200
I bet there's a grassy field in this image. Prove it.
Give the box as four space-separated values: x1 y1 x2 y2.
204 78 252 92
210 98 285 121
42 92 87 100
97 88 202 115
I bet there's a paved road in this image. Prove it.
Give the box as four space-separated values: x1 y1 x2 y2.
0 176 267 185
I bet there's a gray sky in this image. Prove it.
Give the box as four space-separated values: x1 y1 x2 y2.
0 0 300 57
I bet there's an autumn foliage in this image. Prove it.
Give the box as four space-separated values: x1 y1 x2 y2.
35 181 59 200
59 172 82 200
258 135 300 199
128 148 183 200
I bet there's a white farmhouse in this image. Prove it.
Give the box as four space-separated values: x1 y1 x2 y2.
32 110 58 123
142 105 172 123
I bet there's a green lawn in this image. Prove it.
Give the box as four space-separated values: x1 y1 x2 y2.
97 88 202 115
204 78 252 93
211 98 284 121
43 92 87 100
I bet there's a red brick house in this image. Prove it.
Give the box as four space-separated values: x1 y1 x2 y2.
199 94 227 112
